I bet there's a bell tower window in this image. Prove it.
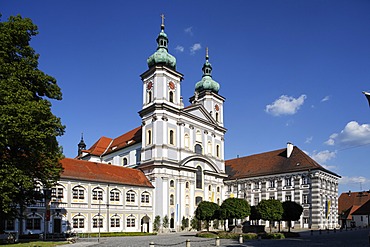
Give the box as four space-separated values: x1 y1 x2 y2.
169 91 174 103
147 91 152 103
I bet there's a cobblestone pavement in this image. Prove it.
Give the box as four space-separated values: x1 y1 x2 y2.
65 228 370 247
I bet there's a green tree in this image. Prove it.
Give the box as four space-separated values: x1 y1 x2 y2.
190 217 199 231
0 15 65 232
195 201 220 231
249 206 261 225
153 215 161 232
220 198 251 229
282 201 303 232
162 215 169 229
181 216 189 231
256 199 283 233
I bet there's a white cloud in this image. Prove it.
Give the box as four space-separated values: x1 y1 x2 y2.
310 150 336 164
265 94 307 116
190 43 201 54
321 95 330 102
322 164 337 170
305 136 313 144
339 176 370 185
184 27 193 36
325 121 370 147
175 45 184 52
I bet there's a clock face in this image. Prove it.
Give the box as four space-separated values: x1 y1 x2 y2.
169 81 175 90
147 81 153 90
215 104 220 111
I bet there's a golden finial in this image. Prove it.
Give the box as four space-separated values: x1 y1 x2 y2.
160 14 165 29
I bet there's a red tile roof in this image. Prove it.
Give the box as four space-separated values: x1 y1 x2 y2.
352 199 370 215
225 146 339 180
338 191 370 214
84 126 142 156
61 158 153 188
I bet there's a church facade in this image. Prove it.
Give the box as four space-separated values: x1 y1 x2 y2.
4 17 340 236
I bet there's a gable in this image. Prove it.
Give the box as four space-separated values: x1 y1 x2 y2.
182 104 217 125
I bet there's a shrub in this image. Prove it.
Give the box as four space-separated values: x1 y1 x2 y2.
262 233 285 239
195 231 218 238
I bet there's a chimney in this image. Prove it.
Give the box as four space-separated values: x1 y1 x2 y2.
287 142 294 158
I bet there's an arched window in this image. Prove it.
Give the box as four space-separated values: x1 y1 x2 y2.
26 214 41 230
51 184 64 199
185 195 190 205
184 134 190 148
92 215 103 228
170 180 175 187
126 190 136 203
110 189 120 202
72 215 85 229
208 185 212 191
92 187 103 201
196 166 202 189
207 141 212 155
196 130 202 142
217 186 220 193
110 215 120 228
141 192 150 203
170 194 174 205
147 91 152 103
195 196 202 206
185 181 189 189
169 91 174 103
195 144 203 154
215 112 219 122
169 130 175 145
217 198 220 205
147 129 152 145
72 186 85 200
126 215 136 227
123 157 128 166
216 145 220 158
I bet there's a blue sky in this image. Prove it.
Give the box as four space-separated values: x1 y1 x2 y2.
3 1 370 194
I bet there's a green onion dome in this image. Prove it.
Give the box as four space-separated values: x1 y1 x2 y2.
195 48 220 93
147 19 176 70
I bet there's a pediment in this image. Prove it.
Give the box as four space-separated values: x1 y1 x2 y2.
183 104 217 124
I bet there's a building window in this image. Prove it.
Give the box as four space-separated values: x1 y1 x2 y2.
195 144 203 154
184 134 190 148
270 195 275 200
196 130 202 142
208 185 212 191
26 216 41 230
110 190 120 202
285 178 292 186
126 190 136 203
147 91 152 103
254 197 259 205
285 195 292 201
215 112 219 122
93 218 103 228
5 220 14 231
169 91 174 103
169 130 175 145
269 180 275 188
170 180 175 187
185 182 189 189
303 194 309 204
302 175 309 185
217 198 220 205
216 145 220 158
217 186 220 193
254 182 259 189
195 196 202 206
185 195 190 205
111 217 120 228
196 166 202 189
126 216 135 227
170 194 174 205
92 188 103 201
141 192 150 203
123 157 128 166
51 186 64 199
72 186 85 199
73 217 85 229
146 129 152 145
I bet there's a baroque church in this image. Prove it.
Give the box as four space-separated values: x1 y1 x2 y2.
4 17 340 236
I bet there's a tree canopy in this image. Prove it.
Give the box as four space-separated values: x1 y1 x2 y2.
0 14 65 232
195 201 220 231
256 199 283 233
282 201 303 232
220 197 251 221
